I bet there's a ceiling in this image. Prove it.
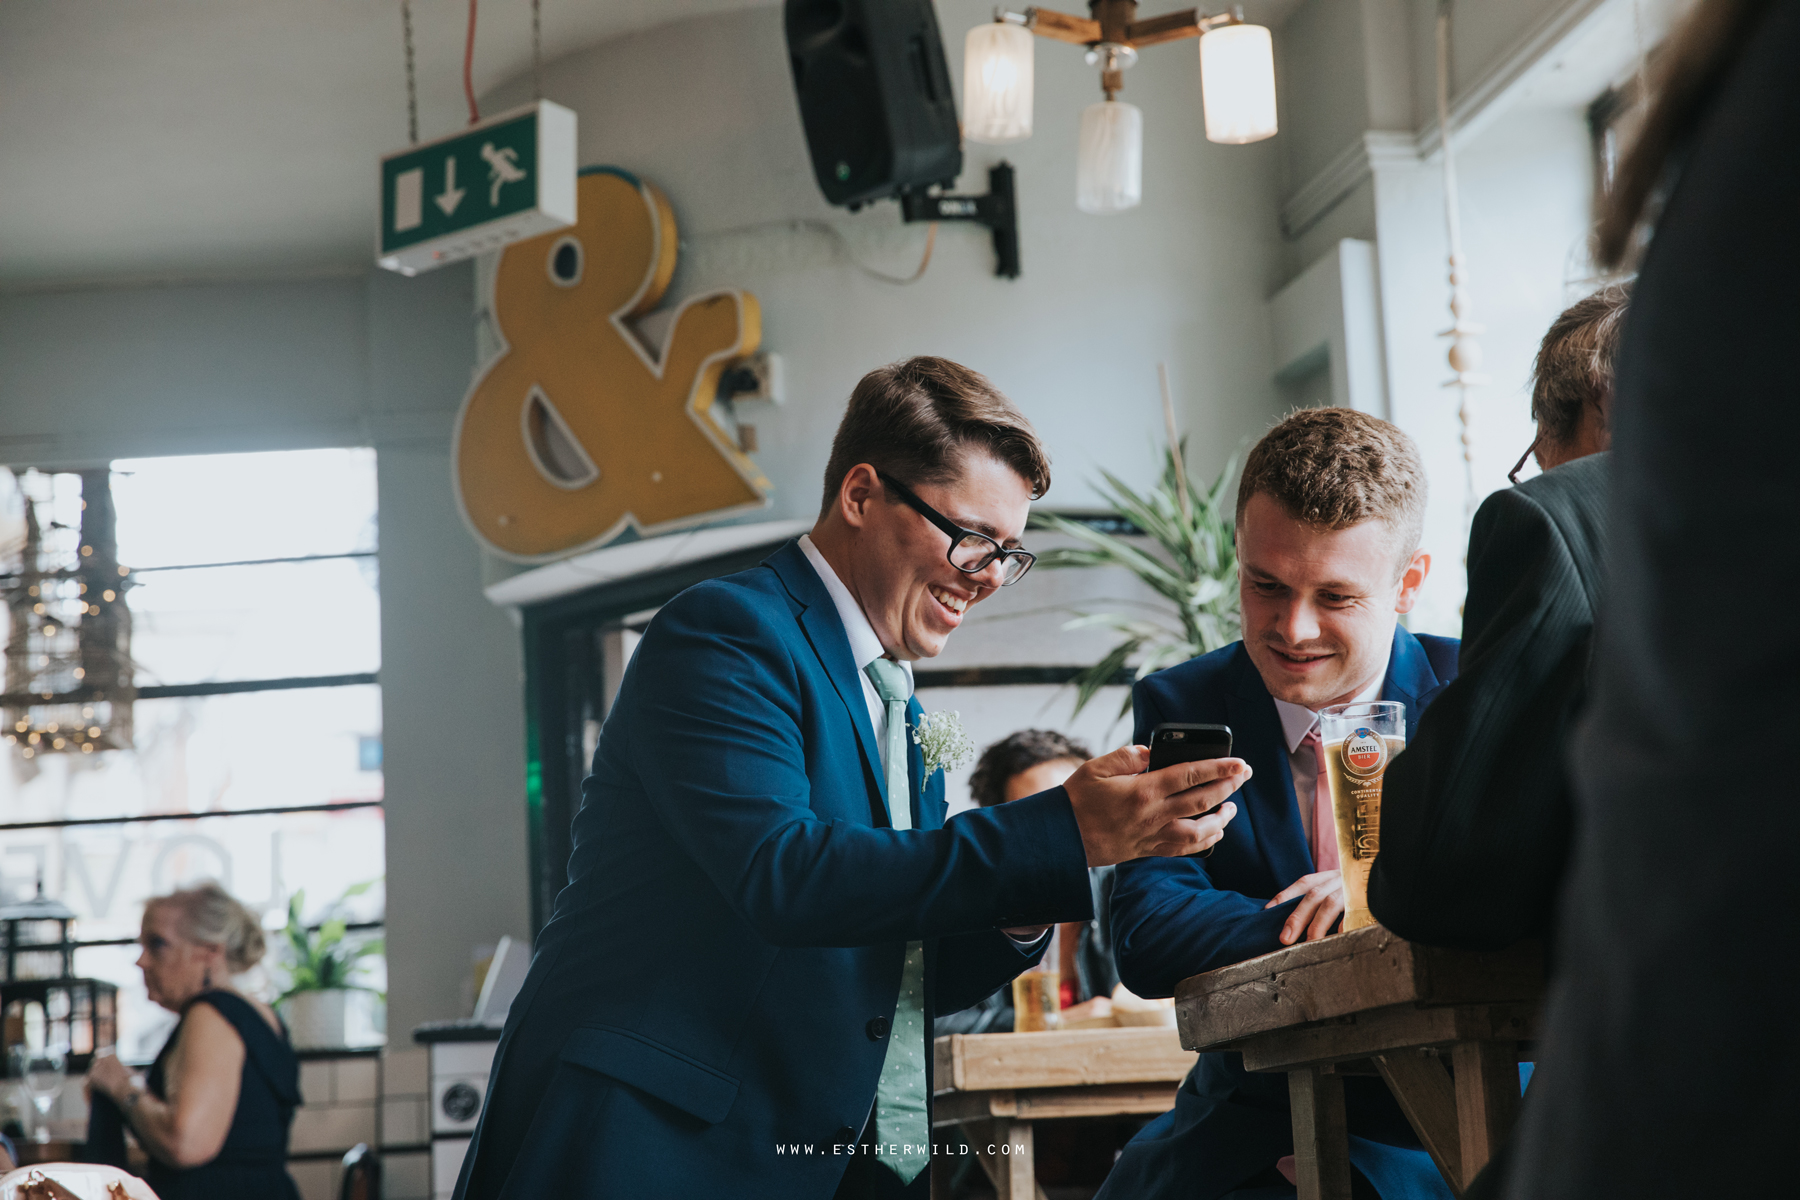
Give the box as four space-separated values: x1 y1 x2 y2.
0 0 1302 290
0 0 771 287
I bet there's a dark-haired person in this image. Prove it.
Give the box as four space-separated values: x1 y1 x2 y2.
1370 284 1625 950
454 357 1253 1200
85 882 302 1200
1501 3 1800 1197
1098 408 1459 1200
940 730 1115 1036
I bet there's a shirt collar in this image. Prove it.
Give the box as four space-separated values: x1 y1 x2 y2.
1270 657 1389 754
799 534 914 690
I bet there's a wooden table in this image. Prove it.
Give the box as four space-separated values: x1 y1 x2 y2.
931 1025 1196 1200
1174 925 1544 1200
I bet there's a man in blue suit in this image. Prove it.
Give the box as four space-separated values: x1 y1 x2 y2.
1100 408 1460 1200
454 357 1253 1199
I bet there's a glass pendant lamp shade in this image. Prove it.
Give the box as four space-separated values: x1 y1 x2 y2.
963 22 1035 144
1076 100 1143 214
1199 23 1278 144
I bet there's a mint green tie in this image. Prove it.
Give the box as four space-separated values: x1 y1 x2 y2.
863 658 930 1184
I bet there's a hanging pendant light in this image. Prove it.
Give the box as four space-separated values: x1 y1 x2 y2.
963 19 1035 145
1199 22 1278 144
1076 99 1142 214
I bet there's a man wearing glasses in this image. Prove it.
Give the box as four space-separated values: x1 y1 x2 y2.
454 356 1250 1200
1371 283 1625 954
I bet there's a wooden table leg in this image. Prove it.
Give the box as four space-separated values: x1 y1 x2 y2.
967 1118 1045 1200
1289 1066 1353 1200
1451 1041 1521 1190
1374 1052 1463 1196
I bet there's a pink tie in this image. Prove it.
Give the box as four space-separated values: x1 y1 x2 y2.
1303 725 1340 873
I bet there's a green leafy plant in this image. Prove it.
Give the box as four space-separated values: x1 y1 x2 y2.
275 880 385 1005
1030 441 1242 717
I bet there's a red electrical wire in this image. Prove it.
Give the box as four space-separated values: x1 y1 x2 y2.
463 0 481 125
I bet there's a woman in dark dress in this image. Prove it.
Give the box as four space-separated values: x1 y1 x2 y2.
85 881 303 1199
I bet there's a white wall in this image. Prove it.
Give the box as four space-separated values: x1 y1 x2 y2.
0 267 533 1040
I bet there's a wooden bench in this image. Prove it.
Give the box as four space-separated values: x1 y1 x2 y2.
931 1025 1196 1199
1174 925 1545 1199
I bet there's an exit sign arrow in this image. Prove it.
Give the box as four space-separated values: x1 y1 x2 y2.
378 100 577 276
435 158 466 216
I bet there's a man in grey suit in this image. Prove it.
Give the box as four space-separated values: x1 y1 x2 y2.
1368 283 1627 949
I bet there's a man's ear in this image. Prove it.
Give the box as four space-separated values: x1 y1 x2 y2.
1394 550 1431 615
837 463 880 531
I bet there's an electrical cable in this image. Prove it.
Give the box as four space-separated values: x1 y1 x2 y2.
820 220 937 285
463 0 481 125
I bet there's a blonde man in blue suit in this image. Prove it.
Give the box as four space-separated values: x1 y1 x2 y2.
455 357 1254 1199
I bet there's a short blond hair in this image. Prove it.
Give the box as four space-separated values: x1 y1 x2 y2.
1235 408 1428 569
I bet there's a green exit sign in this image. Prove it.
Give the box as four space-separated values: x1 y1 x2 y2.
377 101 577 276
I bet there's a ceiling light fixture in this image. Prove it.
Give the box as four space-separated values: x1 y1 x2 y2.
965 3 1278 213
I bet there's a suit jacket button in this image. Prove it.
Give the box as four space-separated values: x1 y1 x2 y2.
834 1125 858 1146
867 1016 890 1041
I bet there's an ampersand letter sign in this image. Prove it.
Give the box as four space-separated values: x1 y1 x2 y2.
453 166 771 560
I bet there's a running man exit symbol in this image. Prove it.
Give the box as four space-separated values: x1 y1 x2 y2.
482 143 527 205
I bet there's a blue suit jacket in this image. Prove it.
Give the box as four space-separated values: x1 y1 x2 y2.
455 540 1093 1199
1100 629 1459 1200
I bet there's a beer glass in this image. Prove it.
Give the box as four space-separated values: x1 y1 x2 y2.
1319 700 1405 932
1011 926 1062 1032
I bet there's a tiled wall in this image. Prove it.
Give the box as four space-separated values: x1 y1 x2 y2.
382 1046 431 1200
281 1048 432 1200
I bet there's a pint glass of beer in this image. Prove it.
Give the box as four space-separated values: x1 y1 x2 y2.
1318 700 1405 932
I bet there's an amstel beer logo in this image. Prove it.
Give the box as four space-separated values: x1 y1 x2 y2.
1341 728 1388 777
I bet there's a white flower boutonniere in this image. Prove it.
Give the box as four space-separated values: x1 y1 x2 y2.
912 710 975 785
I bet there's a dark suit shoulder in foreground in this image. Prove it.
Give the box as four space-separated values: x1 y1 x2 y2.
1368 453 1609 950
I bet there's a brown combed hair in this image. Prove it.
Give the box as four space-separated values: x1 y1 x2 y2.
1235 408 1428 568
820 357 1051 515
1532 283 1632 446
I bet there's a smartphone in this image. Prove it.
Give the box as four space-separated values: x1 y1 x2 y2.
1146 723 1234 772
1148 723 1236 856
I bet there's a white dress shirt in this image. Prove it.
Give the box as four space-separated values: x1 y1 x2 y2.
1270 660 1389 846
798 535 913 748
799 536 1045 947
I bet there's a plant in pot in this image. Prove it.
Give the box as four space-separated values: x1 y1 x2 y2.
275 881 383 1050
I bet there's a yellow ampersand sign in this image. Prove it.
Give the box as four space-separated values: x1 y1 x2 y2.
454 167 770 560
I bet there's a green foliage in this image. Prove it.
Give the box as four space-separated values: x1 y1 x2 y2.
1030 443 1242 717
275 880 385 1005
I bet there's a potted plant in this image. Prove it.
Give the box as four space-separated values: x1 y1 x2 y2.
1030 437 1242 717
275 881 384 1050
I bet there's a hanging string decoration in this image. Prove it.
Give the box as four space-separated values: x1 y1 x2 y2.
1435 0 1488 522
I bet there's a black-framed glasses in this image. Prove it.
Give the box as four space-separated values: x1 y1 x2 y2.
876 471 1036 586
1508 435 1542 485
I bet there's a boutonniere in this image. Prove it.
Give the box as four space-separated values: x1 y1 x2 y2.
911 710 975 785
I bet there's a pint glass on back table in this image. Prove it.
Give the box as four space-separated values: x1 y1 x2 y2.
1319 700 1405 932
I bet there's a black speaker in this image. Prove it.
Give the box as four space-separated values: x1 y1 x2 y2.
785 0 963 208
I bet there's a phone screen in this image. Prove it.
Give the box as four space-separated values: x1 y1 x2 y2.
1146 723 1234 773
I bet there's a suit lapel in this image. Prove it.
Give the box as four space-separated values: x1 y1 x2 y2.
906 695 945 832
1224 648 1314 886
765 541 888 818
1379 626 1447 735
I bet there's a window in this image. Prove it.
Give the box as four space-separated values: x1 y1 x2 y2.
0 449 385 1061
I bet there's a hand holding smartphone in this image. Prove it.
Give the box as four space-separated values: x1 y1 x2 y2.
1146 723 1236 857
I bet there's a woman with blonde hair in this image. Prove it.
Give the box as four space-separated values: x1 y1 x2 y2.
85 881 301 1199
